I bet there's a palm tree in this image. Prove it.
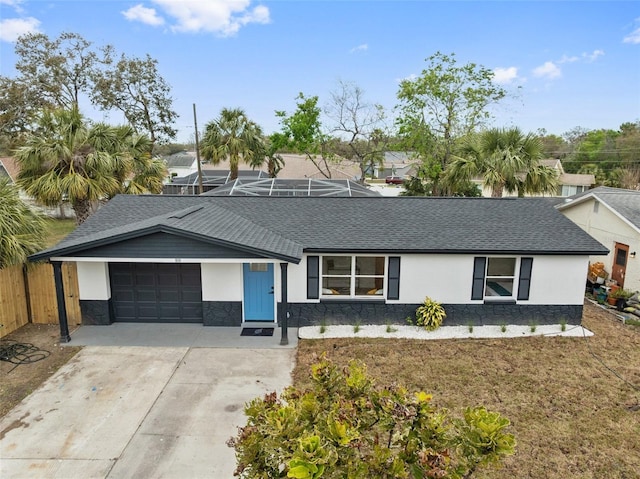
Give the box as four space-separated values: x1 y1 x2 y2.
444 127 558 197
0 178 46 268
14 107 166 224
200 108 266 180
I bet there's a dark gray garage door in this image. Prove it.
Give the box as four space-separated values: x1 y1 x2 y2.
109 263 203 323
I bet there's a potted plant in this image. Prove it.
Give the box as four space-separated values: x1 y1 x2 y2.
610 288 633 310
588 262 608 284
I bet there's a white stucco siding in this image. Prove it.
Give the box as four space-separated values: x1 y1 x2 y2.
287 258 312 303
396 255 472 303
76 262 110 300
201 263 242 301
528 256 589 305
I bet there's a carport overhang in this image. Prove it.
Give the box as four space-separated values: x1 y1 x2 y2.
30 228 302 345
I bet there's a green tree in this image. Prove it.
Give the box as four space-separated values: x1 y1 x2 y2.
445 127 558 197
14 108 166 224
229 358 515 478
200 108 266 180
536 129 570 159
275 93 337 178
0 178 46 268
0 75 53 152
396 52 507 195
325 80 390 182
91 53 178 147
13 32 111 110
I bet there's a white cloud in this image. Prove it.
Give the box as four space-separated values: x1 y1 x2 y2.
493 66 519 84
349 43 368 54
148 0 270 36
0 16 41 42
557 54 579 64
583 49 604 62
533 61 562 79
122 4 165 26
623 18 640 44
0 0 25 14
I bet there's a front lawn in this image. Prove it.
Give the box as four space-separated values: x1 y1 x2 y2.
44 218 76 247
294 302 640 479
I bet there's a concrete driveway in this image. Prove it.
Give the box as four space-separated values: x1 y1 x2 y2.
0 346 295 478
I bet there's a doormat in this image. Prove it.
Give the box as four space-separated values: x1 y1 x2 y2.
240 328 274 337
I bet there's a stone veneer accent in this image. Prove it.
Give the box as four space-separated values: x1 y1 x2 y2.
79 300 112 325
203 301 242 326
281 301 583 327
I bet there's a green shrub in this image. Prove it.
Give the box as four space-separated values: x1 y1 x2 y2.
414 296 446 331
229 358 516 478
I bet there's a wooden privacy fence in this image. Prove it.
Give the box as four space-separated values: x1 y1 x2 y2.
0 262 81 338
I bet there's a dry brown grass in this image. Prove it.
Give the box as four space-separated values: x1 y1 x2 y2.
294 302 640 479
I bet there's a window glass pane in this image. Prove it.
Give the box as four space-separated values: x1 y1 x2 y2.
485 280 514 296
487 258 515 276
323 256 351 275
249 263 268 272
356 277 384 295
322 277 350 295
616 248 627 266
355 256 385 276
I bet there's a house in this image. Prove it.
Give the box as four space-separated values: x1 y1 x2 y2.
272 153 362 181
30 196 607 344
473 159 595 198
0 157 18 183
557 187 640 292
540 159 595 197
162 169 269 195
204 178 380 197
162 151 199 179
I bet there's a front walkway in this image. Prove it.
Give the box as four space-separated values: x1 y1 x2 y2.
65 323 298 348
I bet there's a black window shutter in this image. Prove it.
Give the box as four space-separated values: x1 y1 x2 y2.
387 257 401 300
471 257 486 300
517 257 533 301
307 256 319 299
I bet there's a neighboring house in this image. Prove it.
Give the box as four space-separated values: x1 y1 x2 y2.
204 178 380 197
276 153 361 181
162 169 268 195
557 187 640 292
31 196 607 343
0 157 17 183
378 151 419 179
540 159 595 197
474 159 595 198
162 151 199 179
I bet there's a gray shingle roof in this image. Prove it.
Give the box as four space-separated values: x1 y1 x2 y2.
558 186 640 231
33 195 608 262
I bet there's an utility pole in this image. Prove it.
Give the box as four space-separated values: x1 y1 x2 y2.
193 103 204 194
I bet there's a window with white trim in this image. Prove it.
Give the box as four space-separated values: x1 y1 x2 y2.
484 257 516 298
321 255 385 297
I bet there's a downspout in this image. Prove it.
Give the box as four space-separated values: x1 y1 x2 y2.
279 263 289 346
52 261 71 343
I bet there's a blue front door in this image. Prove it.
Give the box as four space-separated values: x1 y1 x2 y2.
243 263 275 321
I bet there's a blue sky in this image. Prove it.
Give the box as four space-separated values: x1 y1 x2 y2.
1 0 639 143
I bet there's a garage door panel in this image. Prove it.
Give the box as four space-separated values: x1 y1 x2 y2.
181 290 202 302
159 290 180 301
137 290 157 302
158 274 178 286
110 263 203 323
